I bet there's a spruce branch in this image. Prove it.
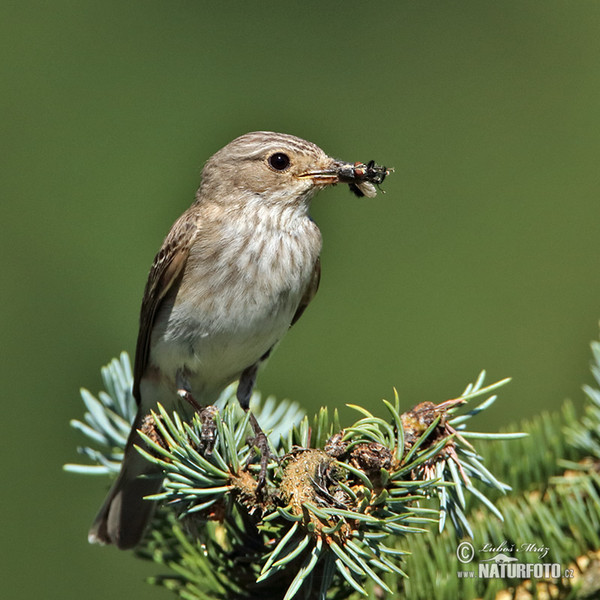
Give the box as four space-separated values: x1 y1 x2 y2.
66 353 520 599
66 332 600 598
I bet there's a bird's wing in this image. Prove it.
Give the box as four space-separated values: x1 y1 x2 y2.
133 214 198 402
291 257 321 327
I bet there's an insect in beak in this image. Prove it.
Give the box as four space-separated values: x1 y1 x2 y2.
300 159 391 197
333 159 391 197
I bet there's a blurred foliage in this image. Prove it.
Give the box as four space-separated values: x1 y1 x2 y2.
3 2 600 599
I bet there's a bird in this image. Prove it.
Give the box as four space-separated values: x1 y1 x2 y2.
88 131 388 549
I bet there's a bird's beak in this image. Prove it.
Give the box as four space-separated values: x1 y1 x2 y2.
297 160 344 186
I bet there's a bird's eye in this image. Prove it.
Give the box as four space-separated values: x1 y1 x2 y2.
268 152 291 171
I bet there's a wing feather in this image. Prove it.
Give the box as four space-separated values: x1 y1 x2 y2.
291 257 321 327
132 215 198 402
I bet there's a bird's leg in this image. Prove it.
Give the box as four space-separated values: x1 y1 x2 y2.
248 413 271 491
237 363 272 490
176 369 202 412
176 369 217 454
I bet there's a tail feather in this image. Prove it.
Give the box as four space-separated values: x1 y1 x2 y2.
88 411 163 549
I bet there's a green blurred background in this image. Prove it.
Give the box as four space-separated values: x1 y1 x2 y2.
2 1 600 597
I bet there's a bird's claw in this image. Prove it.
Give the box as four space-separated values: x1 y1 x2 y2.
198 405 218 455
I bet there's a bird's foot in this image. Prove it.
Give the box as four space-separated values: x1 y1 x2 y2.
198 405 218 455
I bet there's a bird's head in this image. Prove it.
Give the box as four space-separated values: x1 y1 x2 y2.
199 131 389 208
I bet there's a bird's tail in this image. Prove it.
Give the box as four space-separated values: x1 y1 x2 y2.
88 410 163 550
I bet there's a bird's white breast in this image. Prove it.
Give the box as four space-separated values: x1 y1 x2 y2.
150 202 321 400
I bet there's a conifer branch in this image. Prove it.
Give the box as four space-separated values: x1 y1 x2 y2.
66 333 600 598
66 353 522 598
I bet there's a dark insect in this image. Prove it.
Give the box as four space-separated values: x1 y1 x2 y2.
343 160 389 197
357 160 388 185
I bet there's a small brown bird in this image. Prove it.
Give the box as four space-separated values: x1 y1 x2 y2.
88 131 388 549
